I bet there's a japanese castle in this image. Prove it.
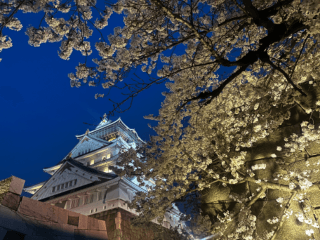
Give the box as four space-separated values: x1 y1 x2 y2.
23 115 182 228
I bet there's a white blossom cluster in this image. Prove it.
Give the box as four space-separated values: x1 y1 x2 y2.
217 210 232 223
306 229 314 237
225 208 257 240
283 209 293 219
229 192 254 204
296 212 319 229
0 0 104 63
265 231 275 239
251 164 266 171
267 217 279 224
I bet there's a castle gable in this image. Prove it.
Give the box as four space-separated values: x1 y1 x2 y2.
31 159 116 201
70 136 107 158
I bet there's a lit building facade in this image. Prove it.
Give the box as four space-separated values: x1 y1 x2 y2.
24 116 182 229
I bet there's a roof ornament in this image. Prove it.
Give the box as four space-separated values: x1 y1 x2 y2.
95 113 112 129
85 129 90 135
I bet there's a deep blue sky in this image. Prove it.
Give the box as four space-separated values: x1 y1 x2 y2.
0 11 167 191
0 8 236 197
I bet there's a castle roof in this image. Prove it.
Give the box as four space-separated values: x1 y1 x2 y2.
76 117 145 144
24 158 117 199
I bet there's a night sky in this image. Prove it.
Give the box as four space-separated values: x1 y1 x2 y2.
0 11 167 192
0 7 235 202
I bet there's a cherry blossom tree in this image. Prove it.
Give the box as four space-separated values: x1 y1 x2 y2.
2 0 320 239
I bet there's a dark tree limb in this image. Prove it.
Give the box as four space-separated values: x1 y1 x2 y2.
261 53 307 96
270 192 297 240
218 15 247 27
107 0 309 115
177 64 249 111
290 34 310 78
247 187 267 206
242 0 275 31
259 0 294 18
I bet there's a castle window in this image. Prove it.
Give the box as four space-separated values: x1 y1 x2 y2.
84 194 94 205
57 185 60 191
71 198 79 208
104 166 112 173
107 136 116 142
74 179 77 186
52 186 56 192
98 191 103 201
65 182 68 188
61 184 64 190
84 195 90 205
69 181 73 187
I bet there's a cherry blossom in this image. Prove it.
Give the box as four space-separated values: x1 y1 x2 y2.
1 0 320 239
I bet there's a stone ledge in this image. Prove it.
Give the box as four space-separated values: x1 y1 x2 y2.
0 176 25 196
18 197 59 223
9 176 25 195
1 192 21 211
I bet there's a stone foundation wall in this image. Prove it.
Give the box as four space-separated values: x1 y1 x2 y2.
0 176 107 240
91 208 181 240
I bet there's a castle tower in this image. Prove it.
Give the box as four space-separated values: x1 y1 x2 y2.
23 116 182 230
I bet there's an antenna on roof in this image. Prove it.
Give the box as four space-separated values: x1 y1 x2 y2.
101 113 108 120
99 113 110 122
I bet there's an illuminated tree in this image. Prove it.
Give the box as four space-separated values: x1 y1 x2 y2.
2 0 320 239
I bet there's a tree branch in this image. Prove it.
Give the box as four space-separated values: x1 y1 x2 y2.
270 192 296 240
247 187 267 206
218 15 247 27
242 0 275 31
264 56 307 96
290 34 310 78
259 0 294 18
203 176 320 194
177 64 249 111
150 0 227 64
